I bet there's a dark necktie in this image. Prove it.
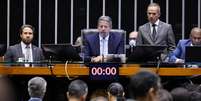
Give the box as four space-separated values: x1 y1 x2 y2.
152 24 157 41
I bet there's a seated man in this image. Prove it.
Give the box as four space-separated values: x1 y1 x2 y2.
83 16 125 63
126 31 138 56
129 31 138 47
169 27 201 63
4 24 44 67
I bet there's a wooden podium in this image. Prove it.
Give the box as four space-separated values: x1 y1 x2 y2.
0 64 201 76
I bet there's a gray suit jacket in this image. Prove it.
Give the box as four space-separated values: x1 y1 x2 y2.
4 43 44 63
136 21 176 51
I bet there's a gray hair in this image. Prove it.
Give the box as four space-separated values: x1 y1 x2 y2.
28 77 47 98
97 16 112 28
147 3 161 15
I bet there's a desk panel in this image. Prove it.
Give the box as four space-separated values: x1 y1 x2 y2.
0 64 201 76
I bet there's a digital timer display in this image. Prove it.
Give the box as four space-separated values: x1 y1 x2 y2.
88 63 119 80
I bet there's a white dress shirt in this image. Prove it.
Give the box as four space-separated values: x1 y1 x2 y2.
21 41 33 66
99 34 109 56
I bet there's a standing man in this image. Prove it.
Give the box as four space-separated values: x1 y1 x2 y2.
4 24 44 66
83 16 125 63
136 3 176 56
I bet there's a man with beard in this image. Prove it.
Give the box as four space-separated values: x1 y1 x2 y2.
4 24 44 67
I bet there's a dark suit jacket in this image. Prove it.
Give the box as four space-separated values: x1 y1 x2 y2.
136 21 176 51
4 43 44 63
169 39 192 62
83 32 125 62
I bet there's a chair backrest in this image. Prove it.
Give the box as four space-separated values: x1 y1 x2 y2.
81 29 126 35
81 29 126 45
81 29 126 63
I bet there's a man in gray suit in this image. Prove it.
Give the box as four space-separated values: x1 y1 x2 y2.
4 24 44 66
136 3 176 55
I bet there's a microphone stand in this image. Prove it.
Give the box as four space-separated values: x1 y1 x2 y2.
130 45 134 53
48 56 54 76
156 55 162 74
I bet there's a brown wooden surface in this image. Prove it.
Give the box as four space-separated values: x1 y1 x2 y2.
0 64 201 76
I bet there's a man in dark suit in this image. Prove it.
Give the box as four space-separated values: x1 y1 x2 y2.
4 24 44 66
170 27 201 63
83 16 125 63
136 3 176 61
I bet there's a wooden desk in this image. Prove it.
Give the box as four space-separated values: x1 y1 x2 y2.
0 64 201 76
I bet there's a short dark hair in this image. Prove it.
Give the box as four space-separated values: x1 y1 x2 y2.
129 71 161 98
68 79 88 98
147 3 161 15
107 82 124 97
19 24 35 35
170 87 190 101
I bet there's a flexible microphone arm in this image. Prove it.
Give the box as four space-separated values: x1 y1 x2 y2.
156 55 162 74
48 56 54 76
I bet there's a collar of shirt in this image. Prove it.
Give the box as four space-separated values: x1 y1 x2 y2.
149 19 160 27
149 19 160 34
21 41 32 49
21 41 33 62
99 33 109 41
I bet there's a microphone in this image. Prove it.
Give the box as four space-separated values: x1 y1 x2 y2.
129 40 136 53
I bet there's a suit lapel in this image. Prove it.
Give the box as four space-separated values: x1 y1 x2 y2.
145 23 155 44
94 33 100 55
17 44 24 57
32 45 36 61
156 21 163 41
108 32 114 54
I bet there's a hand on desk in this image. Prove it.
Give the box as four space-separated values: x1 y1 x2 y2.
91 55 113 63
91 56 103 63
175 59 184 63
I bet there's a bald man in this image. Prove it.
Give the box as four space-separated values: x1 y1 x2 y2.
170 27 201 63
